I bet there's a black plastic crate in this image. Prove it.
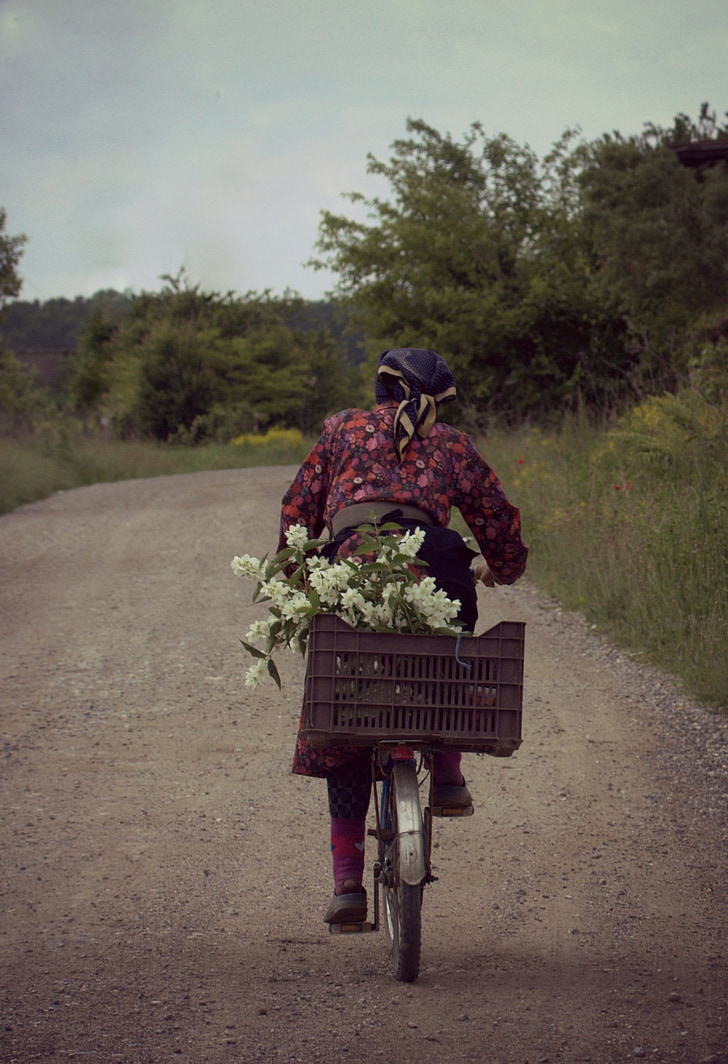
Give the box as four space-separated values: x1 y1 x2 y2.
303 614 525 756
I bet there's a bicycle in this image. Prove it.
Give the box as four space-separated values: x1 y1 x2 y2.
302 613 525 983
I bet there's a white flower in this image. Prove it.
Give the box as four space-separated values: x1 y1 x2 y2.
398 528 426 558
244 658 269 688
340 587 367 612
337 587 368 626
308 566 348 607
331 563 355 591
427 598 461 628
232 519 464 687
259 578 290 606
284 525 310 549
305 554 331 571
384 582 403 607
280 591 311 620
231 553 265 578
359 601 378 626
245 618 272 644
374 601 395 626
404 579 460 627
404 577 436 606
359 600 394 628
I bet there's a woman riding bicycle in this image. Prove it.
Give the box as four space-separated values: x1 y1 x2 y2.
278 347 528 924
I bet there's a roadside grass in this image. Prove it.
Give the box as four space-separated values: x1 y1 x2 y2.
483 395 728 710
0 428 313 516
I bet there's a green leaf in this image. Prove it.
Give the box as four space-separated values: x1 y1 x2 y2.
282 562 307 586
273 546 297 561
241 639 267 660
267 657 282 689
304 536 328 551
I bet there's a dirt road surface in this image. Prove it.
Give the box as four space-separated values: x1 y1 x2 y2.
2 468 727 1064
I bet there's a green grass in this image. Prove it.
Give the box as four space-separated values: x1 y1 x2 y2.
0 430 313 516
482 395 728 710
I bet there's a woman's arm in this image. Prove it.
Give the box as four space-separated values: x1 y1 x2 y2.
278 421 334 553
454 437 529 585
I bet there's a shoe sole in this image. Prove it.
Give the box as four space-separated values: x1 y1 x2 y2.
324 891 367 924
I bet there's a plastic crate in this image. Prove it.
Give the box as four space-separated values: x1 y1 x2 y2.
303 614 525 756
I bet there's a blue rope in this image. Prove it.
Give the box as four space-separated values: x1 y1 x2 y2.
455 632 472 669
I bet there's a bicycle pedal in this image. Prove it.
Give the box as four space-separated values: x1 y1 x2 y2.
329 921 375 935
431 803 474 818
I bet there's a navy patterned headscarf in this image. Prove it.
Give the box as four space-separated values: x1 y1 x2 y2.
375 348 457 461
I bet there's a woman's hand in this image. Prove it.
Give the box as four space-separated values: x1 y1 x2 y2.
472 559 496 587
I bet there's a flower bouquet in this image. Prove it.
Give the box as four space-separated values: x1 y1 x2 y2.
231 521 463 688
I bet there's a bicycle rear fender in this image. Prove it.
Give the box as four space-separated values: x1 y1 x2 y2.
392 764 427 887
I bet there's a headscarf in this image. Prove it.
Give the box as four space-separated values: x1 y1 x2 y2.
375 347 457 461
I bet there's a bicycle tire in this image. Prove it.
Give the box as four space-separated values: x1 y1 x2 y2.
381 762 424 982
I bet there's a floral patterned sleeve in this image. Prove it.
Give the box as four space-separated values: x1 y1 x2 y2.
278 420 334 552
451 434 528 585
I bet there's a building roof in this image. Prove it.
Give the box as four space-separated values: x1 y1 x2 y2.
670 140 728 168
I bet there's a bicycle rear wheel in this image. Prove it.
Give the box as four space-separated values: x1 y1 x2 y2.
381 762 425 982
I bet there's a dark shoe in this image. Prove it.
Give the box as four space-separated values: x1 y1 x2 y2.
324 886 367 924
432 782 473 811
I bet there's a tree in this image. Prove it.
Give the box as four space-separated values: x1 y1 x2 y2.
0 344 51 434
310 119 603 420
205 324 352 436
65 273 357 440
0 209 50 434
311 110 728 420
66 307 127 415
136 321 215 440
0 290 131 352
576 104 728 388
0 208 27 312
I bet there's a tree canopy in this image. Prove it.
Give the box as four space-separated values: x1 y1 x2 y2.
0 208 27 311
1 290 131 351
64 273 359 441
577 107 728 376
311 106 728 420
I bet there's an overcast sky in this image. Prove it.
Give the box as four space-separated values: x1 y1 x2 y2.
1 0 726 303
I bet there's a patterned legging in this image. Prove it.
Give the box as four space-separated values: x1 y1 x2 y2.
327 757 372 818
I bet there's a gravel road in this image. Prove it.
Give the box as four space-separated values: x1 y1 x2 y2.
1 467 727 1064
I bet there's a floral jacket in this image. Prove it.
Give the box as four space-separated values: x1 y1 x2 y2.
279 403 528 585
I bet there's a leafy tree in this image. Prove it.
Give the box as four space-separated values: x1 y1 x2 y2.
0 210 50 434
576 104 728 389
0 343 51 433
65 306 122 414
311 110 728 420
295 327 361 430
65 273 357 440
0 290 131 352
136 321 215 439
310 119 605 420
0 208 27 311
